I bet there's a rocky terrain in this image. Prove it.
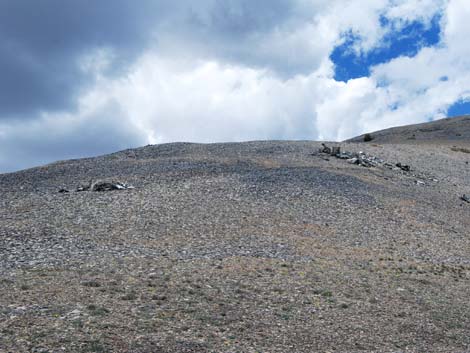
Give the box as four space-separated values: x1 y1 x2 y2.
348 115 470 144
1 117 470 352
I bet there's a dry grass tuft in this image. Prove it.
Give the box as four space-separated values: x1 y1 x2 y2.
451 146 470 154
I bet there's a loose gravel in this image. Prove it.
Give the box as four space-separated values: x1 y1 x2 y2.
1 140 470 352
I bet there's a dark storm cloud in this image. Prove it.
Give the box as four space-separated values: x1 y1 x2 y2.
0 0 172 119
0 0 316 120
208 0 294 36
177 0 320 75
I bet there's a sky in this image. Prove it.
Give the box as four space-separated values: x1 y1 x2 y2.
1 0 469 173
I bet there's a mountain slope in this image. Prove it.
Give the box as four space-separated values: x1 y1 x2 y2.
1 139 470 352
347 115 470 143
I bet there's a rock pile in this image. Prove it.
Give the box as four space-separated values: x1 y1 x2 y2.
319 144 383 168
59 180 135 193
77 180 135 192
89 181 135 192
318 144 438 186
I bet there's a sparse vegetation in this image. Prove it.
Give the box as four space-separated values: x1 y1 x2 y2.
81 280 101 288
87 305 110 316
82 340 107 353
364 133 374 142
120 292 137 301
2 139 470 352
451 146 470 153
20 284 30 291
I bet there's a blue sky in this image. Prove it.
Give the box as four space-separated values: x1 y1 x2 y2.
448 100 470 117
0 0 469 172
331 15 442 82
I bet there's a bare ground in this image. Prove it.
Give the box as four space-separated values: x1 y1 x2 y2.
1 139 470 352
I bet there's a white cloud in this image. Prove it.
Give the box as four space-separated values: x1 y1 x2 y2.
444 0 470 56
309 0 470 140
86 55 322 143
385 0 446 23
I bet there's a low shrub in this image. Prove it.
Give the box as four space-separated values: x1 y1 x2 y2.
363 133 374 142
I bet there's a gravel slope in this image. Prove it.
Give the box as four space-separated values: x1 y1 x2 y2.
347 115 470 143
1 140 470 352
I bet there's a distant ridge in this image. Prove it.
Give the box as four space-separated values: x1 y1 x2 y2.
346 115 470 143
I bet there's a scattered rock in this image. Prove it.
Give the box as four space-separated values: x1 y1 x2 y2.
81 280 101 287
331 146 341 156
67 309 82 320
58 188 70 193
347 157 359 165
121 292 137 301
1 140 469 352
320 143 331 154
396 163 411 172
461 194 470 203
152 295 167 301
337 153 351 160
31 347 49 353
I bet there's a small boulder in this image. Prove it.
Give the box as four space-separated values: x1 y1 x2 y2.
331 146 341 156
347 158 359 165
396 163 411 172
320 143 331 154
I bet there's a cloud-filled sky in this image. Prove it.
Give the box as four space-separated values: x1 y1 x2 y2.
1 0 470 172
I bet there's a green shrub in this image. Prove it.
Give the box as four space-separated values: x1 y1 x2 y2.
363 133 373 142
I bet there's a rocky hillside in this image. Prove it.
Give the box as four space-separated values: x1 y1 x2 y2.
347 115 470 144
1 136 470 352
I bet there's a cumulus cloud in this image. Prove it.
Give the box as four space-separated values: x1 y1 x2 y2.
302 0 470 140
1 0 469 172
